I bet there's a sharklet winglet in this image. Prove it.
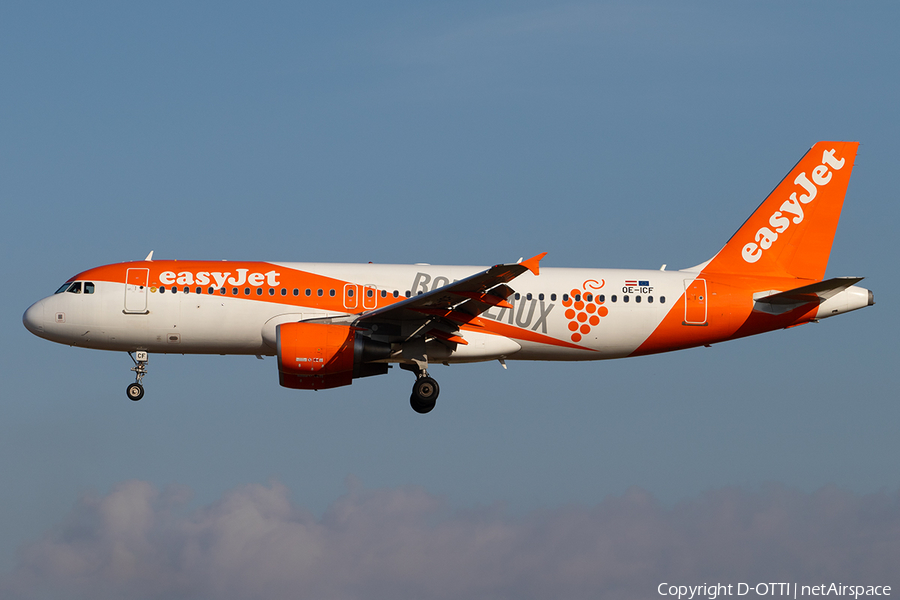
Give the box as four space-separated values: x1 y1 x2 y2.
519 252 547 276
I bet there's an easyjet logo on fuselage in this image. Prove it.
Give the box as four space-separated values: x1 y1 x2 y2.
741 148 846 264
158 269 281 288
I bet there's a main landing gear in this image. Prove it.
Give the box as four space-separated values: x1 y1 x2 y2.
401 362 439 414
410 376 439 414
127 351 148 401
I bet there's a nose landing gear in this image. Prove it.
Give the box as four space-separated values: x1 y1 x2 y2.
127 351 148 401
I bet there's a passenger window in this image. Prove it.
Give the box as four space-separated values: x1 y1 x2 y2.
599 294 605 302
563 294 569 302
171 286 178 293
550 294 557 301
67 282 82 294
84 282 95 294
220 287 226 295
611 295 617 302
635 296 641 303
281 288 287 296
305 289 311 296
381 290 387 298
317 289 323 297
348 288 354 297
257 288 263 296
293 289 299 296
329 289 335 297
515 293 521 300
526 293 532 301
393 290 399 298
245 288 251 295
232 287 238 295
585 294 592 302
405 291 411 298
648 296 654 303
208 287 215 294
539 293 545 301
160 287 166 294
661 296 666 303
623 295 629 303
269 288 275 296
367 289 373 298
196 287 202 294
184 287 190 294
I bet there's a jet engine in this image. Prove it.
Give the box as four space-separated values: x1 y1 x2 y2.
276 322 391 390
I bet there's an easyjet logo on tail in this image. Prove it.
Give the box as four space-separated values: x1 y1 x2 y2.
741 148 846 264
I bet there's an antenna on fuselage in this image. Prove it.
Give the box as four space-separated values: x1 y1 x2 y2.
144 251 154 262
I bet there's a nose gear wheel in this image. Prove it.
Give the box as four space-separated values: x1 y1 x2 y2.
127 382 144 401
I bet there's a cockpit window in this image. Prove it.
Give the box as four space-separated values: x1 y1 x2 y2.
56 281 93 294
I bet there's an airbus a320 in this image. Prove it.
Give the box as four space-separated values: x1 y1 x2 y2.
23 142 873 413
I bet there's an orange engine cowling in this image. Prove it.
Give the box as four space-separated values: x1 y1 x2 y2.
276 322 391 390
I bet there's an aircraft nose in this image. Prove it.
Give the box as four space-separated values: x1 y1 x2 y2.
23 300 45 335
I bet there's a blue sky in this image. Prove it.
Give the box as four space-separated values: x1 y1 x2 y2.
2 2 898 598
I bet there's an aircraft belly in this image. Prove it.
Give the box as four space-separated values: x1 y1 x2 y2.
147 295 283 354
82 287 276 355
431 330 521 363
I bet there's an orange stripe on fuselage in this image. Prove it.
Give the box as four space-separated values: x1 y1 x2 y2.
461 319 594 351
631 273 820 356
74 261 386 313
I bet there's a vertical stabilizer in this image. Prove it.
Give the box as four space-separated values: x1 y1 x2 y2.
701 141 858 280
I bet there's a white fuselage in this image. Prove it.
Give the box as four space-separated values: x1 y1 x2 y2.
24 263 692 362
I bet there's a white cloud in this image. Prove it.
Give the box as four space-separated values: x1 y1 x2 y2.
3 480 899 600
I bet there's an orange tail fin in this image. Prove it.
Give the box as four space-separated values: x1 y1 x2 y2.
701 141 858 280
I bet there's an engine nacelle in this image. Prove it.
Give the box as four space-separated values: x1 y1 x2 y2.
276 322 391 390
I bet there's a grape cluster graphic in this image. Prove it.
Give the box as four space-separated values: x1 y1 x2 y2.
562 283 608 343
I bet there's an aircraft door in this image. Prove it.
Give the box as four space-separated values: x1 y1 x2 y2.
683 278 707 325
124 268 150 313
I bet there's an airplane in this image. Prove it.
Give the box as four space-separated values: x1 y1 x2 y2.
23 141 873 413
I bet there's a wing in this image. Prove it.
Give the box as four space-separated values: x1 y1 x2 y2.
350 252 546 344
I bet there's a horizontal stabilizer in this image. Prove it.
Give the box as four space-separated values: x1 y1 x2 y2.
752 277 865 316
755 277 864 305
